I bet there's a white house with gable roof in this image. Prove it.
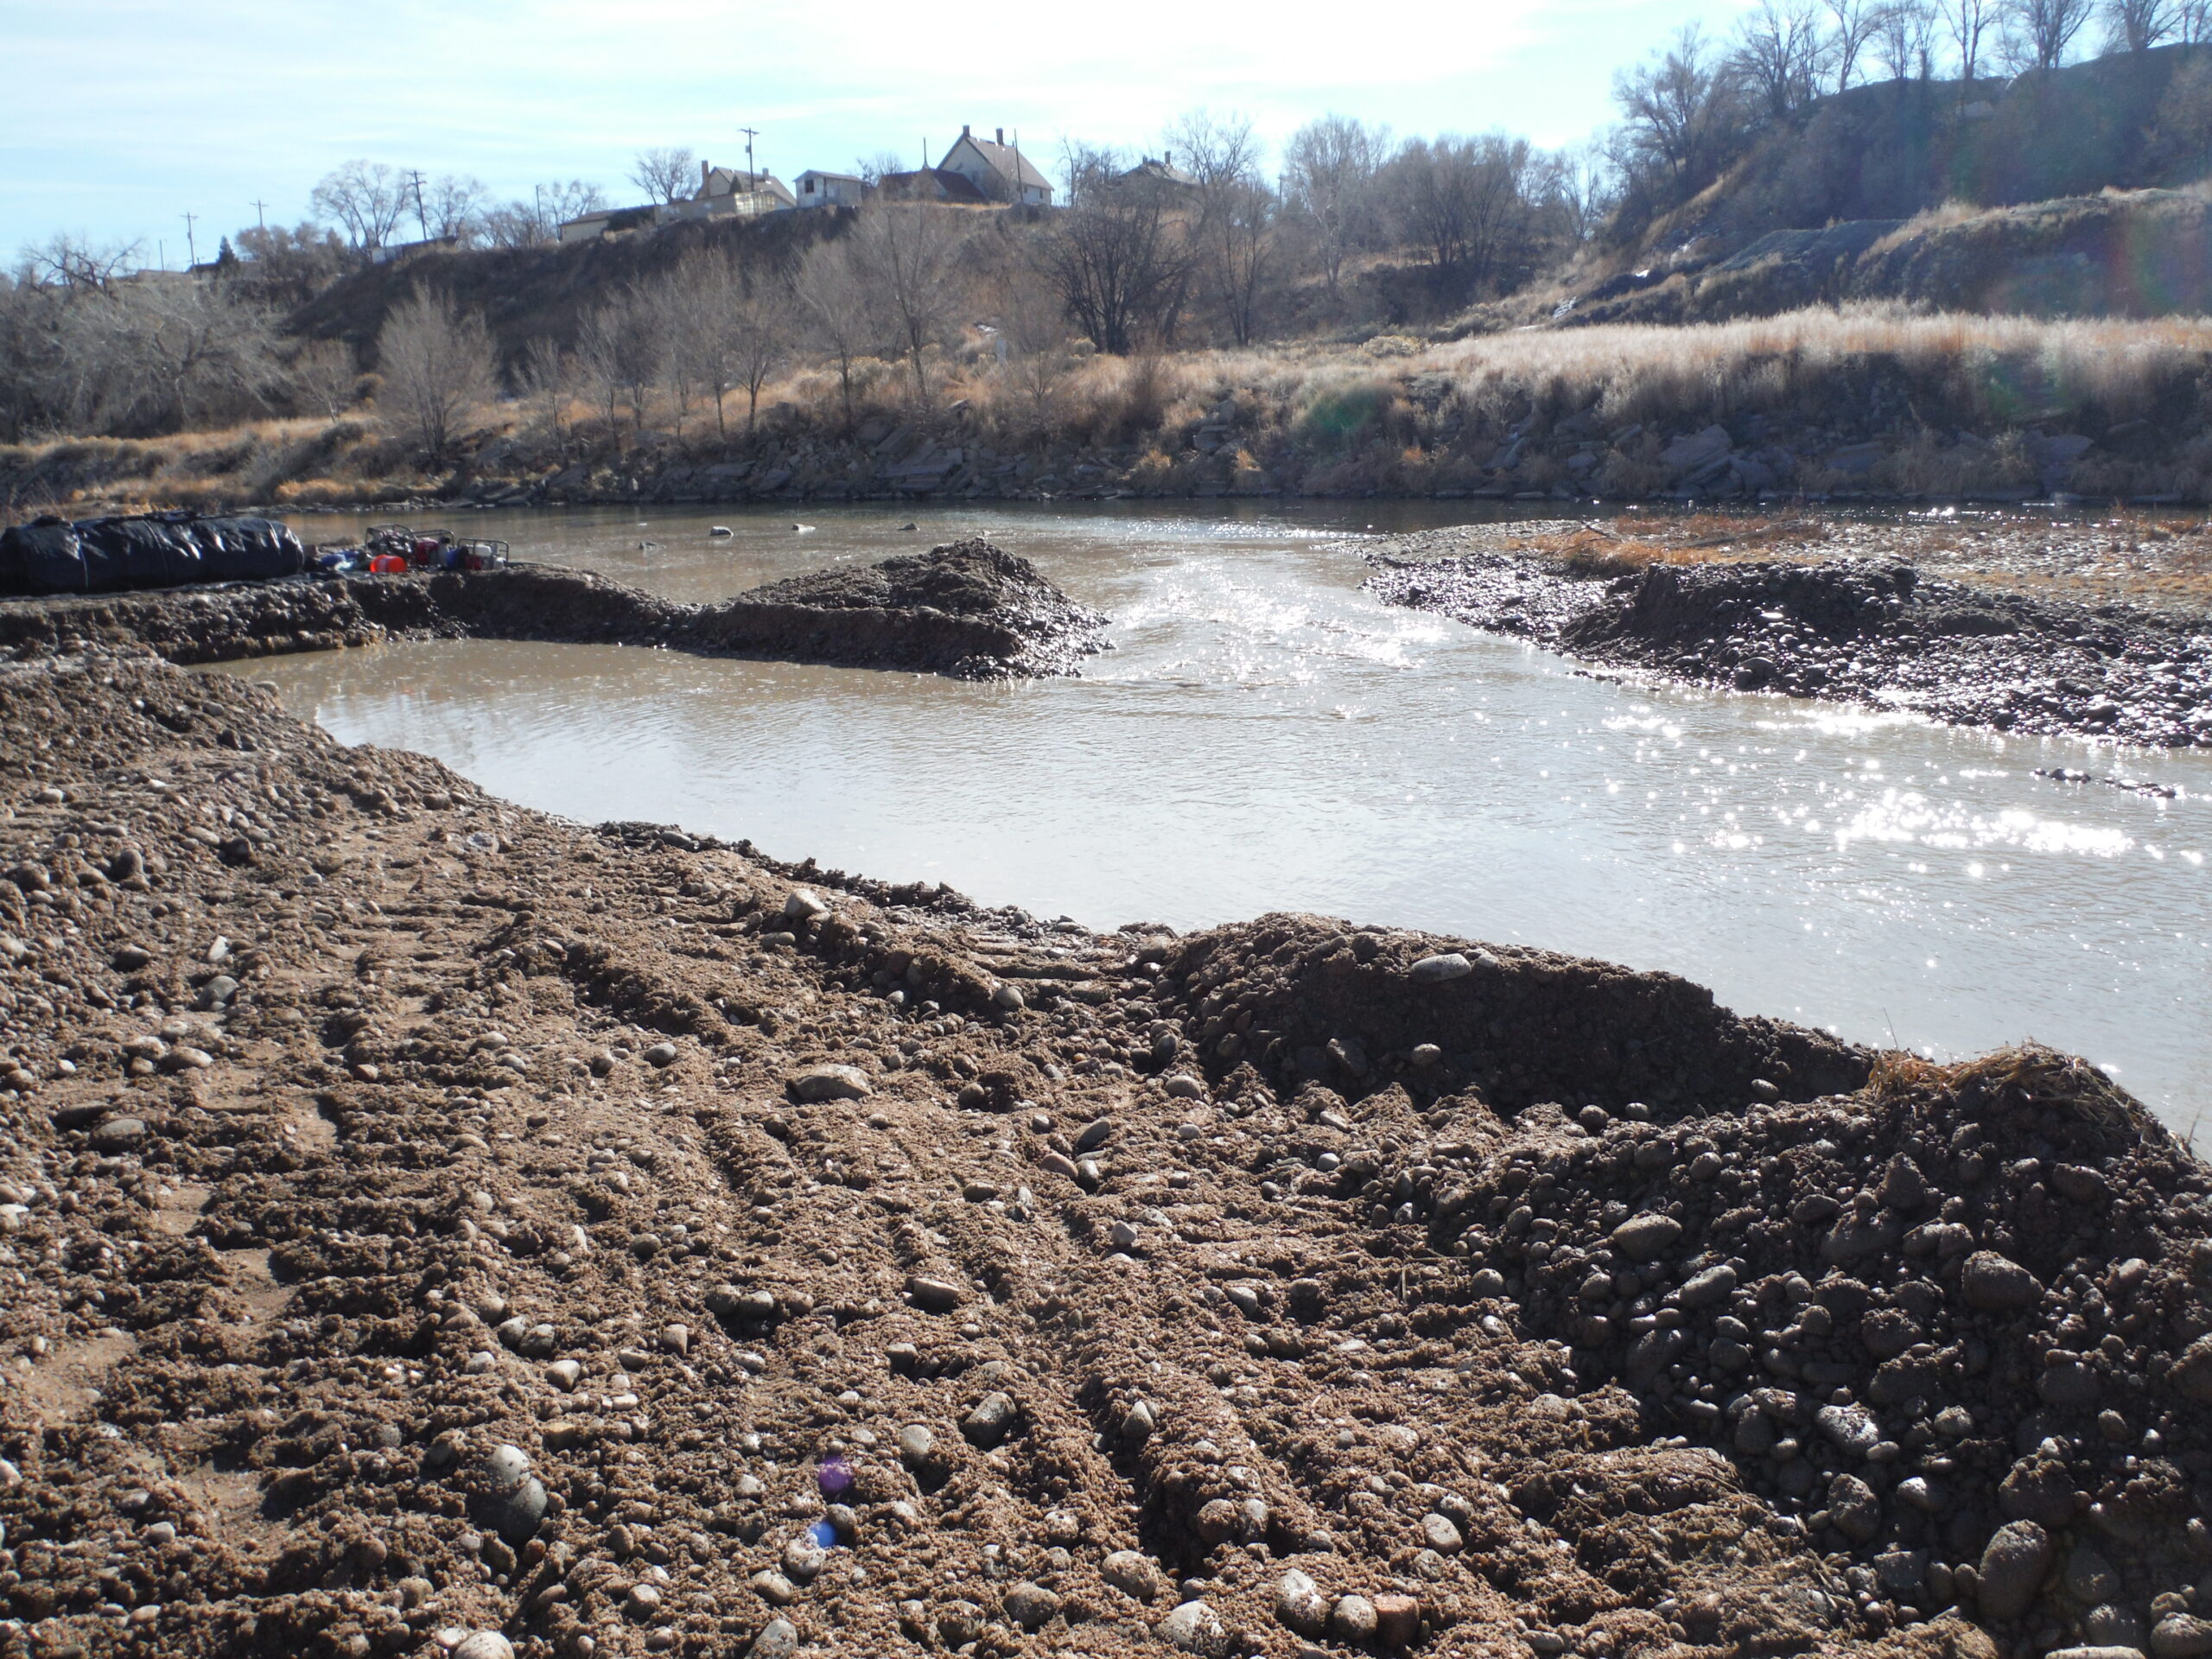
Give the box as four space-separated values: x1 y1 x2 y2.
937 126 1052 207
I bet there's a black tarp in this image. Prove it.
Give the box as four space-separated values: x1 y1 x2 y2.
0 513 308 596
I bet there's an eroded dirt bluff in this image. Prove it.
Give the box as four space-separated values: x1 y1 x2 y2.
0 655 2206 1659
1364 530 2212 748
0 539 1109 681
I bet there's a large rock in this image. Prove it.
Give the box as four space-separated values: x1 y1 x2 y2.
1962 1250 2042 1312
1158 1600 1231 1658
1978 1521 2055 1620
2171 1335 2212 1402
1274 1569 1329 1636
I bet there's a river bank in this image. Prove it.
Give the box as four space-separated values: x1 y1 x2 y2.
0 613 2208 1658
0 542 1107 682
17 309 2212 523
1366 520 2212 749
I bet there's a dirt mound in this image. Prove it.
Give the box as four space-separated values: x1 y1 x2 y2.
0 652 2201 1659
0 541 1109 680
1367 535 2212 748
1146 914 1870 1115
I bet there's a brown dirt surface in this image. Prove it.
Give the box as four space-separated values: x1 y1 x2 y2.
0 647 2208 1659
1366 518 2212 748
0 540 1109 682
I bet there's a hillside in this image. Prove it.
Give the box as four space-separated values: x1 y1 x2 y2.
1550 45 2212 327
1641 44 2212 261
288 209 845 372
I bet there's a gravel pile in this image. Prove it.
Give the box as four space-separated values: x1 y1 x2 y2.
1365 529 2212 748
0 540 1108 682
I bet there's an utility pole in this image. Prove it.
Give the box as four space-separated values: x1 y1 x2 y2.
181 212 198 269
535 183 546 241
406 170 429 241
739 125 760 182
252 198 267 232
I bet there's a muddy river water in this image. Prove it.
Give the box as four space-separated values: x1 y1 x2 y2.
220 503 2212 1128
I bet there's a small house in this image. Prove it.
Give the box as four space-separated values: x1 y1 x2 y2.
795 169 867 208
937 126 1052 206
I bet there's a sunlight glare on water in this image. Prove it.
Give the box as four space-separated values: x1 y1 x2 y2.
225 502 2212 1128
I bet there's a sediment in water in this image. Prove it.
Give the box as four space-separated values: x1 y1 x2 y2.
0 537 1109 681
0 652 2204 1659
1366 528 2212 747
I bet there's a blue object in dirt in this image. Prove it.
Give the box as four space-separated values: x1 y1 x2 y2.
807 1519 839 1550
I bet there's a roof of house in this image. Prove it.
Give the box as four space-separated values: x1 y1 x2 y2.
797 169 865 184
698 167 793 204
942 130 1052 194
879 168 991 205
1122 156 1198 189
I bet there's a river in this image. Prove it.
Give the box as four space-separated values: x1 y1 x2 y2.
213 502 2212 1131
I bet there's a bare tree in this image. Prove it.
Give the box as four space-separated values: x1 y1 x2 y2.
1381 134 1537 291
423 175 488 243
630 147 698 206
714 274 794 436
1043 145 1193 354
573 305 632 440
482 181 611 248
375 287 497 461
1873 0 1942 76
1827 0 1884 85
1942 0 1996 79
845 202 969 400
518 336 570 453
1169 110 1275 345
855 151 906 188
1611 23 1751 210
2101 0 2178 48
2006 0 2095 66
25 235 139 292
993 273 1074 435
1731 0 1832 118
2181 0 2212 39
796 237 880 432
314 160 408 251
1533 142 1618 246
289 340 363 418
1281 116 1389 300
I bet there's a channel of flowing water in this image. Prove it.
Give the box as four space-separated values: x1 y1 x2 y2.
212 502 2212 1130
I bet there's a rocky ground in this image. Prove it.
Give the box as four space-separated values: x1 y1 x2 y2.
0 613 2207 1659
0 541 1107 682
1363 521 2212 748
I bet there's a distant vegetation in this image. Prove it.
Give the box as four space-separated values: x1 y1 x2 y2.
14 3 2212 505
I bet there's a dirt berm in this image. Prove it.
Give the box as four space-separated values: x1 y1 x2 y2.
0 650 2208 1659
0 538 1108 682
1366 530 2212 748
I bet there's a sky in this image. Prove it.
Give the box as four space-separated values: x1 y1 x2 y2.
1 0 1726 264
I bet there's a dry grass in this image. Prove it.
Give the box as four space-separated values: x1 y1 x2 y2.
1421 304 2212 429
1497 512 1837 577
1870 1042 2158 1142
20 305 2212 513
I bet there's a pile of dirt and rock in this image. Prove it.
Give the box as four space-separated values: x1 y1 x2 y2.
0 540 1109 681
0 650 2204 1659
1365 525 2212 747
